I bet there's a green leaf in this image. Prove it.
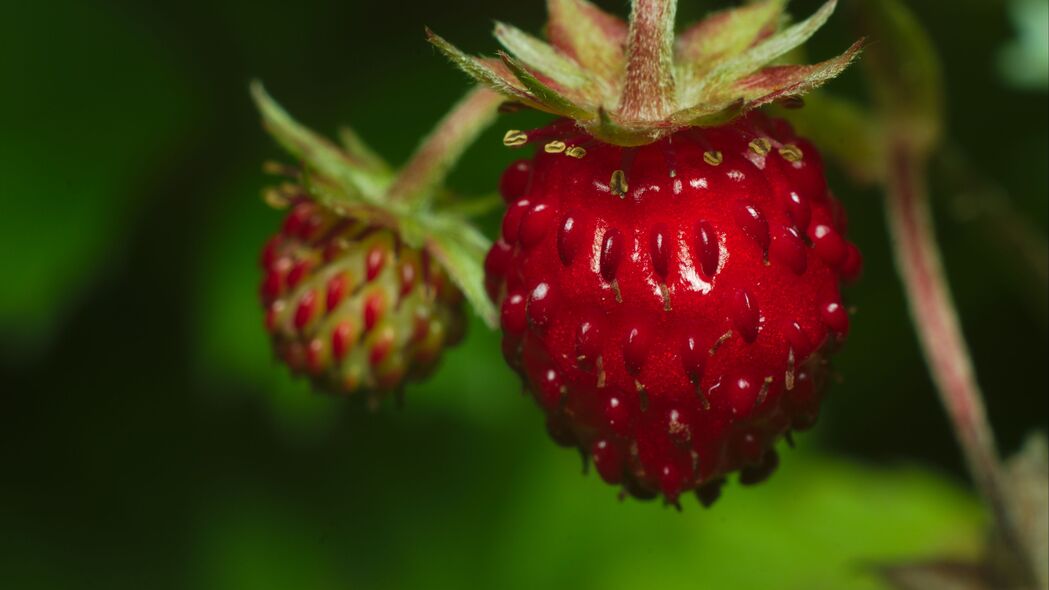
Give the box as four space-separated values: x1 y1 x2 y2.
483 452 983 590
873 434 1049 590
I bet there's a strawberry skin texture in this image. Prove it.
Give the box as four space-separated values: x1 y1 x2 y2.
261 199 465 398
486 114 860 503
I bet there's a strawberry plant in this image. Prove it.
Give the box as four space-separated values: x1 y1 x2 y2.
250 1 1046 587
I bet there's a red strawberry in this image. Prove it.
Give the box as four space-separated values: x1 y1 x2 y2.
486 113 858 503
433 0 862 504
261 198 465 401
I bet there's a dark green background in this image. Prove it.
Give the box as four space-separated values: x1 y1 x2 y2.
2 1 1045 588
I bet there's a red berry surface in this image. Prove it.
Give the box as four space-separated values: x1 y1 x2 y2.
261 198 465 399
486 114 859 503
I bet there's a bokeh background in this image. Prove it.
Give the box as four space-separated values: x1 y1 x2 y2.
2 0 1046 588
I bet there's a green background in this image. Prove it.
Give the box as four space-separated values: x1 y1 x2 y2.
1 0 1046 588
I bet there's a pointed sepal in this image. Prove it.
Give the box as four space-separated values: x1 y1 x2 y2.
429 0 860 146
493 22 593 93
546 0 627 80
402 214 499 328
731 39 864 107
252 82 390 206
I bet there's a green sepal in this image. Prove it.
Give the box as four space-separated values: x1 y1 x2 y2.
425 29 541 108
545 0 627 80
675 0 786 67
400 213 498 328
494 22 593 92
498 52 595 121
337 126 392 176
430 0 862 147
688 0 838 104
251 82 390 205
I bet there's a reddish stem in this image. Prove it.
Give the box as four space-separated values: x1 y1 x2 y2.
885 144 1031 580
386 87 503 205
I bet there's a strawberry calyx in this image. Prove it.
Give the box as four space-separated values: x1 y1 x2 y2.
252 83 503 326
428 0 862 146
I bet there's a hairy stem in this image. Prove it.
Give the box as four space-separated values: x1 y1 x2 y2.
386 87 503 206
620 0 677 121
885 144 1032 581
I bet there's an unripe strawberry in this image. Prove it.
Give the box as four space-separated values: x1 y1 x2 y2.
252 83 502 404
261 198 465 398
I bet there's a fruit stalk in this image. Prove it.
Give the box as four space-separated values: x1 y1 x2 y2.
621 0 676 121
386 87 503 206
884 142 1029 576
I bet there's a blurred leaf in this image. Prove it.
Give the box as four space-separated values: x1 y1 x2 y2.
854 0 944 155
0 1 192 353
190 448 983 590
997 0 1049 91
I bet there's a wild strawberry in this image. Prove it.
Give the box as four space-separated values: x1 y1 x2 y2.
260 198 465 401
433 0 863 502
252 83 503 404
